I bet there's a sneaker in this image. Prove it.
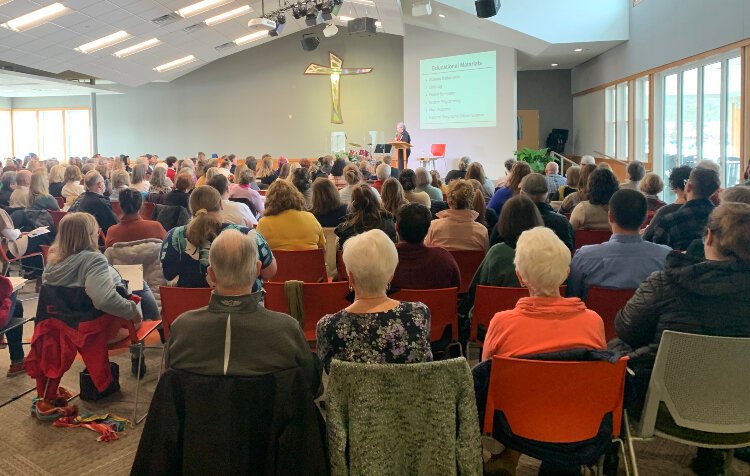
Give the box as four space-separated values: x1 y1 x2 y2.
131 356 147 378
6 362 26 377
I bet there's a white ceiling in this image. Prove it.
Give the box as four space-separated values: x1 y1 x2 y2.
0 68 119 96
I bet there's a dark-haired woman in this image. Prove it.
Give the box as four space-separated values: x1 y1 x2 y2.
399 169 430 207
570 168 619 230
334 184 396 249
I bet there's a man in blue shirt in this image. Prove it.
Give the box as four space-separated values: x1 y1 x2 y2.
544 162 567 197
567 189 671 299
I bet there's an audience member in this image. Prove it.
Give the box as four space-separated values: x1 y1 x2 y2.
334 185 397 248
109 170 131 202
161 186 276 289
553 165 580 201
277 162 291 182
104 189 167 248
560 164 596 214
207 174 257 228
0 171 15 207
316 229 432 372
696 160 723 205
517 174 574 251
338 164 363 204
544 161 566 196
650 167 719 250
567 190 671 299
494 158 516 189
9 170 31 208
621 161 646 191
380 177 408 218
426 180 489 252
227 168 263 216
580 155 596 166
165 156 178 181
642 165 692 241
640 173 666 211
329 158 348 187
310 177 348 227
48 164 65 197
28 172 59 211
399 169 430 207
256 155 277 188
382 155 400 178
466 162 494 199
570 168 619 230
69 171 118 235
319 155 333 175
163 172 194 210
256 180 325 250
391 203 460 290
430 170 444 192
445 156 470 184
488 161 532 215
371 163 390 193
468 179 494 230
149 166 172 196
292 168 313 210
129 164 150 194
414 167 443 201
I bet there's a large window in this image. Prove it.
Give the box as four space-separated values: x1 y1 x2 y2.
5 108 91 160
635 76 649 162
605 82 631 161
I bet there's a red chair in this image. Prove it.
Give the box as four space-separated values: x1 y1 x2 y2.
139 201 156 220
336 249 347 281
419 144 447 170
258 190 267 196
585 287 636 341
50 210 67 231
483 356 629 470
392 287 459 343
471 286 529 345
641 211 656 229
263 281 350 342
55 196 65 209
159 286 213 340
111 201 123 220
268 249 327 283
574 229 612 252
449 250 486 294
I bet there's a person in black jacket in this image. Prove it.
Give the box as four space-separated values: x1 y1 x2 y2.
69 171 118 235
519 173 575 252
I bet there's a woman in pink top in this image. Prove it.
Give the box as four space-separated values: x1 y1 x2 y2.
425 179 489 252
227 167 265 217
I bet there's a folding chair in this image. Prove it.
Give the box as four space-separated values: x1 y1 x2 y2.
269 249 327 283
159 286 213 340
485 356 631 475
585 287 636 341
623 331 750 476
449 249 486 294
574 229 613 251
263 281 350 343
392 287 460 356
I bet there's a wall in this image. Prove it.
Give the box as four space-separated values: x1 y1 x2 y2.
571 89 604 156
516 69 573 154
572 0 750 92
402 25 517 179
94 29 403 158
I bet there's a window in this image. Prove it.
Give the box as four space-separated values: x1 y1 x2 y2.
39 110 65 160
12 110 38 159
0 111 11 159
65 110 92 158
616 82 628 160
8 108 91 159
726 57 742 187
635 76 649 162
605 86 617 158
605 82 630 160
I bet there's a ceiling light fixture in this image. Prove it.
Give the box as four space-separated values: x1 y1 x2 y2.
574 48 583 52
176 0 233 18
347 0 374 5
337 15 354 22
154 55 198 72
438 13 445 18
113 38 161 58
551 63 559 67
0 0 12 6
234 30 268 45
204 5 253 25
0 2 70 32
75 30 131 54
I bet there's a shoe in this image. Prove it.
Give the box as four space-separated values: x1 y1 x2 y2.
31 398 77 422
6 362 26 377
131 356 147 378
689 448 726 476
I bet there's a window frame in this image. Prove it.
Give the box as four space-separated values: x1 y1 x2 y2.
5 107 92 160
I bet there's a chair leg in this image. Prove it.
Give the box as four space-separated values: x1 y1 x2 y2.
623 413 639 476
616 438 631 476
132 342 145 424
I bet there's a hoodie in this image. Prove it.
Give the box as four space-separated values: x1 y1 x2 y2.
481 296 606 361
426 208 489 252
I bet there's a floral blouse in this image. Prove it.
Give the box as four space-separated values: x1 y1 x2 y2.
316 301 433 372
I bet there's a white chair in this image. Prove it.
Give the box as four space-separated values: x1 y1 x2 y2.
623 331 750 476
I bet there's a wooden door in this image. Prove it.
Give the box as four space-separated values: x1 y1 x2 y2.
517 109 540 150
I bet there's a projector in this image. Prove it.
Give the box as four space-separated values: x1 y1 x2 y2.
412 1 432 16
248 18 277 30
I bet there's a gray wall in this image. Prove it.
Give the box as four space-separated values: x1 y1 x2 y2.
517 69 573 154
573 0 750 92
95 29 404 158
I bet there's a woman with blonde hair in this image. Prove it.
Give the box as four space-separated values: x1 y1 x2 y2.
233 163 249 186
380 177 408 218
256 180 324 250
426 179 489 252
48 164 66 198
468 178 495 230
28 171 59 211
109 170 131 202
339 164 371 204
256 154 277 188
488 161 532 215
640 173 666 212
130 164 150 193
62 165 84 205
160 186 276 289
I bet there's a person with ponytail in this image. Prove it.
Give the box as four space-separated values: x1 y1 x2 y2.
160 186 277 289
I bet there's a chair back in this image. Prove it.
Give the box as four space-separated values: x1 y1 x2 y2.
392 287 459 341
584 287 636 341
639 331 750 437
472 286 529 344
269 249 327 283
55 196 65 209
111 201 123 219
574 229 612 251
140 201 156 220
485 356 628 441
263 281 350 342
449 249 486 294
159 286 212 340
322 227 338 278
50 210 67 231
40 245 50 264
430 144 446 158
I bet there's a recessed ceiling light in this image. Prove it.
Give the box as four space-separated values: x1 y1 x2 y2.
438 13 445 18
204 5 253 26
0 2 70 32
234 30 268 45
75 30 131 54
176 0 233 18
551 63 558 67
574 48 583 52
154 55 198 73
113 38 161 58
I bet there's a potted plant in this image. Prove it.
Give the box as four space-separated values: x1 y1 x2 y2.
514 147 553 174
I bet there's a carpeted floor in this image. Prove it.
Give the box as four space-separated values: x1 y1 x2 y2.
0 283 748 475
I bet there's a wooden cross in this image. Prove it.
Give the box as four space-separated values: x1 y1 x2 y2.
304 52 373 124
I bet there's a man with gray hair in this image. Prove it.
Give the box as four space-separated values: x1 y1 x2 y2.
544 161 566 196
9 170 31 208
69 170 118 234
165 229 321 394
521 173 574 252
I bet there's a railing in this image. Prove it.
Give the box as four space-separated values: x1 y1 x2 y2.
550 151 579 175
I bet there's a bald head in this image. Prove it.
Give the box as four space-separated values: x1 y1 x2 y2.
545 162 559 175
208 229 260 291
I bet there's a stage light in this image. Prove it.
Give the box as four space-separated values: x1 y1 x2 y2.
305 1 318 26
292 2 304 19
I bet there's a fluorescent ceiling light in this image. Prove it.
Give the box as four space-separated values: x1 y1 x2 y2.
0 2 70 32
438 13 445 18
551 63 558 67
0 1 12 6
234 30 267 45
154 55 197 72
574 48 583 52
75 30 131 54
113 38 161 58
176 0 233 18
204 5 252 25
347 0 374 5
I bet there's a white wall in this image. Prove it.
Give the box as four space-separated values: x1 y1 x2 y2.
572 0 750 92
402 25 517 179
572 89 604 156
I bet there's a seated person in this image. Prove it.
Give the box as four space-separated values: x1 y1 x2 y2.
567 189 671 300
161 186 276 289
207 174 257 228
227 168 264 216
334 185 397 249
444 156 470 184
310 177 348 228
560 164 596 214
105 188 167 248
69 171 119 235
109 169 131 202
380 177 408 218
28 172 60 211
620 160 645 191
256 180 325 251
569 168 619 230
552 165 579 201
9 170 31 209
516 173 574 251
426 179 489 252
163 171 194 210
292 167 313 210
399 169 430 208
62 165 84 206
649 166 719 250
25 213 141 419
371 163 390 194
0 171 16 207
316 229 433 372
391 203 460 290
544 161 566 197
414 167 443 202
642 165 692 241
488 162 532 215
640 173 666 212
165 229 320 395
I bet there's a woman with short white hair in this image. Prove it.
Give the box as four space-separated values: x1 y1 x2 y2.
316 229 433 372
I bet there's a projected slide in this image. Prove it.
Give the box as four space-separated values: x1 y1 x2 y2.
420 51 497 129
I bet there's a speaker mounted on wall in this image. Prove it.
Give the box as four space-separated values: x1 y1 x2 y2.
347 17 377 35
475 0 500 18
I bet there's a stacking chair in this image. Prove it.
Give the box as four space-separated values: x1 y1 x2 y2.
269 249 327 283
471 286 530 347
449 249 486 294
50 210 67 232
624 331 750 476
585 287 636 341
139 201 156 220
574 229 613 251
55 196 65 209
419 144 447 171
485 356 631 475
0 244 43 277
159 286 213 340
110 201 124 220
392 287 460 356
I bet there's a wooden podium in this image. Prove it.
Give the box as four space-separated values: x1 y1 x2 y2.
388 141 412 170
